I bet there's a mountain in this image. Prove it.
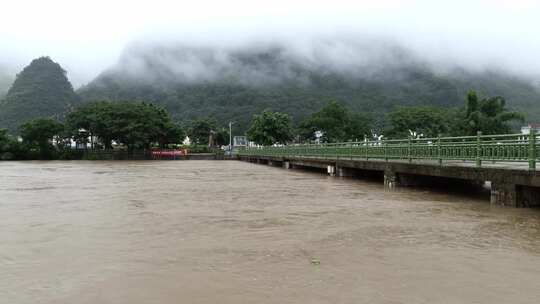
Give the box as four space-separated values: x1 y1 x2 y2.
0 57 78 133
77 41 540 131
0 69 13 98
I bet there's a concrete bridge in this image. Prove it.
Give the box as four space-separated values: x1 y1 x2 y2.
237 131 540 207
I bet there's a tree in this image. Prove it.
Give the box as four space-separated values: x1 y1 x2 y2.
65 101 115 148
247 110 293 145
299 101 371 142
66 101 181 151
0 129 24 160
214 127 230 146
457 91 524 135
385 106 450 138
187 118 218 145
158 122 185 148
347 112 374 141
20 118 64 159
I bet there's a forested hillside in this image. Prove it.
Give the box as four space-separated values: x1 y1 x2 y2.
0 57 78 133
78 43 540 131
0 69 13 98
1 43 539 135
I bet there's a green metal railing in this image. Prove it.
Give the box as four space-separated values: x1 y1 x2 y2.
238 129 539 170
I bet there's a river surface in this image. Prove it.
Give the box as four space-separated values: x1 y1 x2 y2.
1 160 539 303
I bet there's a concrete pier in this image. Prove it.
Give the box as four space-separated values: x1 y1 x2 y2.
283 161 291 169
384 170 398 189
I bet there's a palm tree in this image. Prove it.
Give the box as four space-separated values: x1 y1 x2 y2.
462 91 523 135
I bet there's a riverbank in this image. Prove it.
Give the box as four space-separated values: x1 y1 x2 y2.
0 149 230 161
82 150 229 160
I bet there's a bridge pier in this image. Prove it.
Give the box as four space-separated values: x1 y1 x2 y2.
336 166 354 177
490 183 540 207
384 170 399 189
268 160 284 167
329 165 355 177
283 161 291 169
516 185 540 207
490 183 517 207
327 165 336 176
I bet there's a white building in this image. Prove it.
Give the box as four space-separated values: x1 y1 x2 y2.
521 124 540 134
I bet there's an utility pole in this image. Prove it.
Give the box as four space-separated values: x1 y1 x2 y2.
229 121 235 153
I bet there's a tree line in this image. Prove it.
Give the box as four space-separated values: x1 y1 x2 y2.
0 101 230 160
245 91 524 145
0 90 524 160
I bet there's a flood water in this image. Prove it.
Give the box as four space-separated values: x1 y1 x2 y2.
1 160 540 303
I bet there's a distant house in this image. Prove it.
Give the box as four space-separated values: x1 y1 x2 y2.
233 136 247 147
521 124 540 134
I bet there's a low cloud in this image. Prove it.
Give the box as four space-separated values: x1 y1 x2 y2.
1 0 540 87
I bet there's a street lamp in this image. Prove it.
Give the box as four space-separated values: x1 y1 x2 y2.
229 121 235 153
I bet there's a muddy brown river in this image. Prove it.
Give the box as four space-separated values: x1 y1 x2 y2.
1 160 539 303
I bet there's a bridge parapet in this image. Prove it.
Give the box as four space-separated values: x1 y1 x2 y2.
238 130 539 171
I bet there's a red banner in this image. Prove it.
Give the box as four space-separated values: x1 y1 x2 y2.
151 149 188 157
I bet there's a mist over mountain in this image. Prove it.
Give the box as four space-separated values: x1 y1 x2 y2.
88 39 425 86
78 38 540 131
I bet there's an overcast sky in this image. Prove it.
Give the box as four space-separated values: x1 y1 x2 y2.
1 0 539 87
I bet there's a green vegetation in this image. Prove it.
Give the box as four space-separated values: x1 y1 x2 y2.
0 69 12 98
243 91 524 145
20 118 64 159
186 118 211 145
182 144 215 154
77 46 540 133
187 118 216 145
2 53 538 137
66 101 183 152
186 117 230 146
1 101 189 160
299 101 372 142
458 91 524 135
246 110 293 145
0 53 532 157
1 118 75 160
385 106 451 138
0 90 526 158
0 57 78 133
0 129 23 160
384 91 523 139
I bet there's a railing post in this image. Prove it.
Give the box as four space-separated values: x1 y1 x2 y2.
437 134 442 166
365 137 369 161
476 131 482 168
384 139 388 162
529 127 536 170
408 136 412 163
